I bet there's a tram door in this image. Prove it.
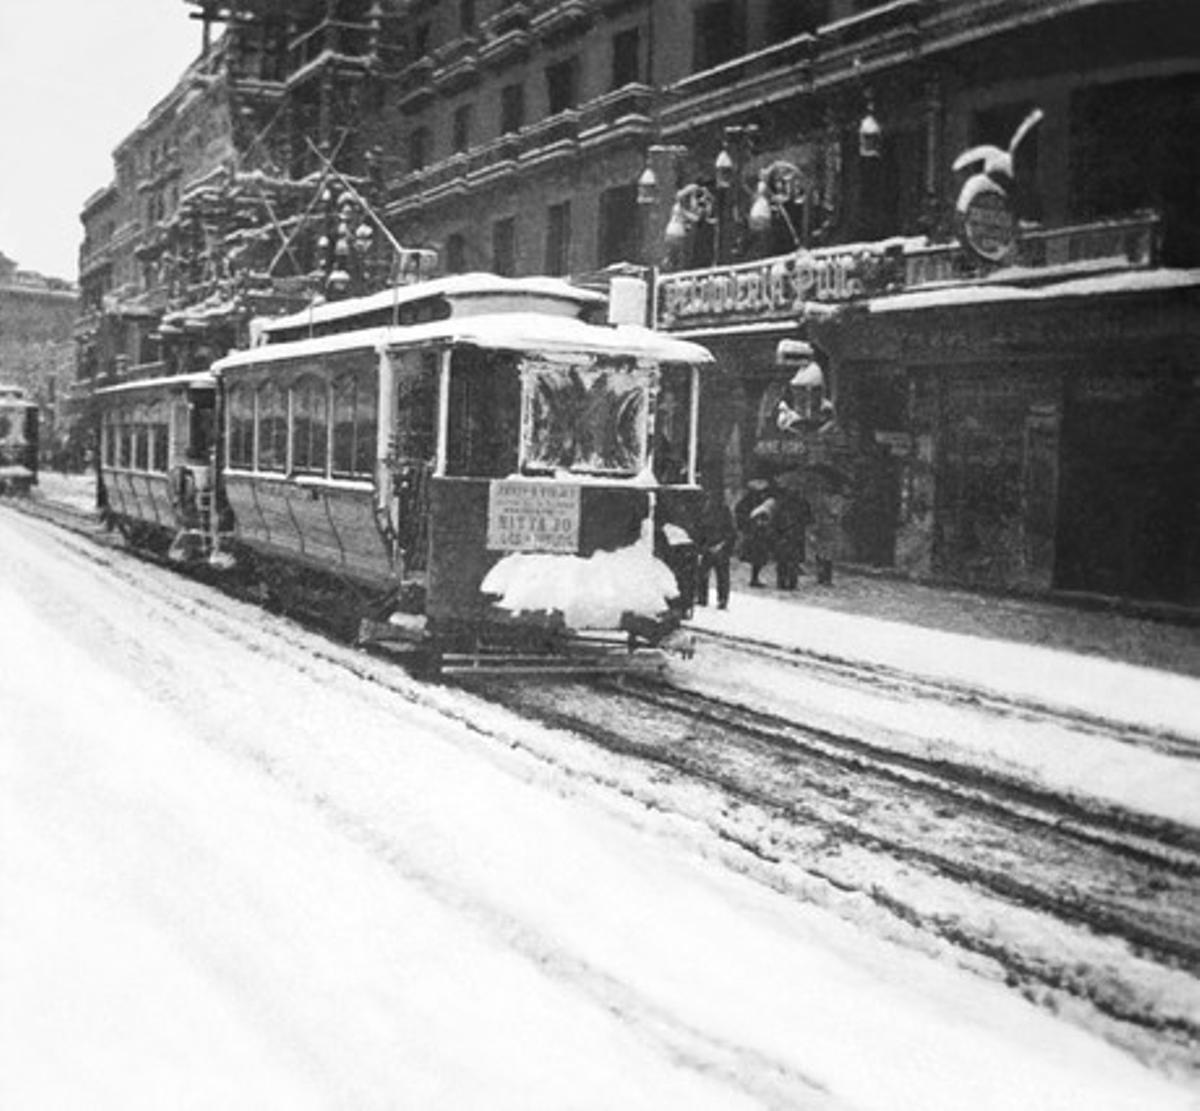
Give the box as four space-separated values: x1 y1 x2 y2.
387 349 439 571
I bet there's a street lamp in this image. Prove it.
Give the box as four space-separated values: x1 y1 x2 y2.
858 90 883 159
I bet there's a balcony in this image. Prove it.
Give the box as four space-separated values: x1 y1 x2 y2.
286 18 373 78
465 135 522 188
519 109 581 168
530 0 592 44
578 84 655 148
431 35 480 93
814 0 923 85
395 56 435 113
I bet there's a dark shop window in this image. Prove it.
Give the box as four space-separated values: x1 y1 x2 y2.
492 217 516 276
452 103 473 153
693 1 744 73
598 183 639 267
500 82 525 135
545 56 579 115
545 201 571 276
611 26 640 89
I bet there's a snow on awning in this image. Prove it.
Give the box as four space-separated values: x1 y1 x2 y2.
869 267 1200 314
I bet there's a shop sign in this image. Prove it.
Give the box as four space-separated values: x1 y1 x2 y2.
487 480 580 553
958 179 1016 263
657 248 869 329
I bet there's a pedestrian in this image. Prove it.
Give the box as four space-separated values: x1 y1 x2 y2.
772 487 811 590
809 484 845 586
734 478 775 588
694 488 737 609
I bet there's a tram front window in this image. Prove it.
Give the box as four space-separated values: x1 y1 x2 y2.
446 350 520 477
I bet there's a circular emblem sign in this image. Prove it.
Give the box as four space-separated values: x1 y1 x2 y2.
956 175 1016 263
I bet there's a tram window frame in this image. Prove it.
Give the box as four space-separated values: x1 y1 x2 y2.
652 363 693 485
227 384 255 470
290 375 330 476
118 419 132 469
331 371 378 480
256 381 288 473
133 410 150 471
150 415 169 472
445 349 520 478
392 350 438 465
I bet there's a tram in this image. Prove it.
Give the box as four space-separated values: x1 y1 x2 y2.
97 274 714 672
0 384 39 495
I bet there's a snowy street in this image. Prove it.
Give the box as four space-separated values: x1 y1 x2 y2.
1 505 1197 1110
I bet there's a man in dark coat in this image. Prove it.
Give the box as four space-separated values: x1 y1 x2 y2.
772 487 811 590
694 489 737 609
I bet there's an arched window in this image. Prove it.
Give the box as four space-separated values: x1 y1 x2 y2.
227 384 255 469
257 381 287 472
291 376 329 475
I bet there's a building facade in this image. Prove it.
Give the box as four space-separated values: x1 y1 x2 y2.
76 0 1200 606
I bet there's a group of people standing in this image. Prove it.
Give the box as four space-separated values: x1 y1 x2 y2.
665 474 838 614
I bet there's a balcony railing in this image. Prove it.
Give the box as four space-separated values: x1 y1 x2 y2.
287 18 373 74
529 0 592 43
431 34 480 92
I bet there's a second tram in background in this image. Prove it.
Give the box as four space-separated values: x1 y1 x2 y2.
0 384 39 495
95 274 713 672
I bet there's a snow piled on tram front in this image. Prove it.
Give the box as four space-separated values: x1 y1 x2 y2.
482 542 679 630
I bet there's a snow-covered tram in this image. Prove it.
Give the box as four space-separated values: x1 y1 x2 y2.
212 273 714 671
0 384 39 495
95 371 221 559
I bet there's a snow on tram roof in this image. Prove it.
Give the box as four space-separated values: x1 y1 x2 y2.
93 370 216 396
214 313 714 371
259 273 606 335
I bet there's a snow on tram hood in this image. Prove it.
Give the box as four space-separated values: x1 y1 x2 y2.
481 541 680 630
213 314 714 371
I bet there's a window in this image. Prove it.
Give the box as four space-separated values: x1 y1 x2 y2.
133 414 150 471
492 216 516 276
150 415 169 472
331 373 377 478
611 27 640 89
545 201 571 276
653 365 693 484
452 103 473 153
409 127 430 172
445 349 520 478
545 56 579 115
256 382 287 472
393 351 438 464
459 0 475 33
598 184 639 267
767 0 825 39
523 358 648 476
291 376 329 474
445 232 467 274
693 1 744 72
227 385 255 469
500 82 525 135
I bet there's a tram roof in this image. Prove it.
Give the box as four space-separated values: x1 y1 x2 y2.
257 273 607 337
93 371 216 398
215 313 715 372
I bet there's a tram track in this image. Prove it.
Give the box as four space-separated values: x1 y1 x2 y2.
9 493 1200 1062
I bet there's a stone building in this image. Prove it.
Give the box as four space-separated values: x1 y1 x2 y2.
75 0 1200 606
0 253 78 460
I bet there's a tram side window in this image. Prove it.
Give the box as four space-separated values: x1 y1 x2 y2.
257 381 287 472
133 414 150 471
188 392 215 464
393 351 437 463
151 416 169 472
653 364 693 484
104 416 117 466
332 372 378 478
446 349 520 477
118 420 132 468
227 385 255 469
291 376 329 475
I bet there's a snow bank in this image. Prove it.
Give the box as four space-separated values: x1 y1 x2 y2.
482 543 679 629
